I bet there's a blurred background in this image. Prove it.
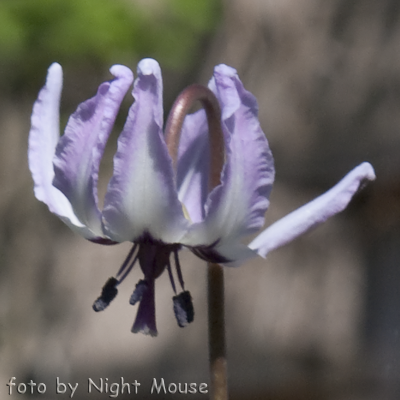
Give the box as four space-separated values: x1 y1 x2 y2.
0 0 399 399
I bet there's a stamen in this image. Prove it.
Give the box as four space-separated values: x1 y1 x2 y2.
93 277 119 312
116 243 137 279
173 249 185 290
129 280 148 306
166 260 177 294
173 291 194 327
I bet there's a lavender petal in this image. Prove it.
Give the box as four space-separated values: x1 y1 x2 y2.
249 162 376 257
181 64 274 257
53 65 133 237
102 58 188 243
28 63 97 239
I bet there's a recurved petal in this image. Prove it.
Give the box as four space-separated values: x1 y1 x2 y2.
181 64 275 249
52 65 133 237
249 162 376 258
102 59 188 243
29 63 96 239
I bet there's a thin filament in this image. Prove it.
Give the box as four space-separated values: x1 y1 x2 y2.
174 249 185 290
117 253 139 284
166 260 177 294
116 243 137 278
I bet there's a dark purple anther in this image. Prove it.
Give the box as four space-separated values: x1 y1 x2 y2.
93 277 119 312
129 280 149 306
173 291 194 327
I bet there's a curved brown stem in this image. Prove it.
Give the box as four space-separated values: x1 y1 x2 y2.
165 84 228 400
164 84 225 190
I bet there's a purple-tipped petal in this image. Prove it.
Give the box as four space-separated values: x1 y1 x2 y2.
28 63 96 239
102 59 188 243
177 109 210 223
52 65 133 237
181 65 274 252
249 162 376 257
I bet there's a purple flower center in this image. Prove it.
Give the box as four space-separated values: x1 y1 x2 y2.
92 234 193 336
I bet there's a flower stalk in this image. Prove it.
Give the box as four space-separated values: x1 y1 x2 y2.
208 262 228 400
165 84 228 400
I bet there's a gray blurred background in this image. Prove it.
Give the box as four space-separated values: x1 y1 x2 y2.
0 0 399 399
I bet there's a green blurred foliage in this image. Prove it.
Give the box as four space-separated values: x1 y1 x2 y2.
0 0 221 96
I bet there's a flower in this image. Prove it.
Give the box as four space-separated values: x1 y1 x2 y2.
29 58 375 336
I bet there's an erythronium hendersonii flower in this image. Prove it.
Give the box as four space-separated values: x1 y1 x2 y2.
29 58 376 336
